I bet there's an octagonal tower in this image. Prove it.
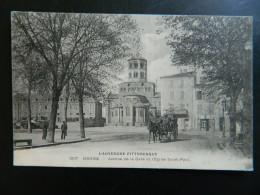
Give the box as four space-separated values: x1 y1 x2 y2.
128 57 147 82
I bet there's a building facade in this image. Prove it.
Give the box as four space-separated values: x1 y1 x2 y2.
12 92 102 123
105 57 161 126
160 70 224 131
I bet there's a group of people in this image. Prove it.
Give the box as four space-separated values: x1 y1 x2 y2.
41 121 68 140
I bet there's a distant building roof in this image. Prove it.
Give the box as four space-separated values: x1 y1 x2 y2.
123 92 145 97
160 71 195 79
128 57 147 61
119 81 155 86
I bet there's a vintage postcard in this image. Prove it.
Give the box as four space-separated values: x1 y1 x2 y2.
12 12 253 170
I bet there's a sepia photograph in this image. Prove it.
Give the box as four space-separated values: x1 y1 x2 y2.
12 12 253 170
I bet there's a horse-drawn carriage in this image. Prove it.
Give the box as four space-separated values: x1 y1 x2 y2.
148 114 178 143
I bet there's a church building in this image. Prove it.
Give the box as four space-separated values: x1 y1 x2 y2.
105 57 161 126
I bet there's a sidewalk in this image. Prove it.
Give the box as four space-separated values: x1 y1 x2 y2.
180 129 244 157
13 129 90 150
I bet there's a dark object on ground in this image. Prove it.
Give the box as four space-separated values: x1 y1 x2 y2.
14 139 32 146
18 119 58 129
217 142 225 150
84 117 106 127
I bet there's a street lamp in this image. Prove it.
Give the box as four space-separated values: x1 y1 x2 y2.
221 99 226 139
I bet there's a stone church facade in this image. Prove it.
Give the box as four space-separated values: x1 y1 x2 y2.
105 57 161 126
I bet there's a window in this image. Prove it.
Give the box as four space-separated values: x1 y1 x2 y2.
197 104 202 114
57 113 60 115
170 92 174 99
57 104 59 109
115 110 118 117
76 113 79 115
129 73 132 78
180 79 184 87
183 69 187 73
129 64 133 69
140 62 144 69
35 98 38 101
180 91 184 99
170 80 174 86
48 98 50 102
126 106 130 116
134 72 138 78
45 106 48 109
140 72 144 78
180 104 185 109
196 91 202 100
111 111 114 117
134 61 138 68
60 98 63 101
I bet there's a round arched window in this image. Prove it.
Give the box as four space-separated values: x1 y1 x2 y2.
140 62 145 69
134 61 138 68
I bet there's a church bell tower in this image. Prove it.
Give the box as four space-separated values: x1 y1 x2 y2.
128 58 147 82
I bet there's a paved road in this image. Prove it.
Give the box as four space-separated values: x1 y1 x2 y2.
14 126 252 170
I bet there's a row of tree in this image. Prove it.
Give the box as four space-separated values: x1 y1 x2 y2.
12 12 140 143
157 16 252 155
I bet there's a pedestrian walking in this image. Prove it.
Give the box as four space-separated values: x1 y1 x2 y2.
42 121 48 140
61 121 68 140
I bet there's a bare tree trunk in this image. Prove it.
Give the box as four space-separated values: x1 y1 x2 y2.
64 83 70 124
47 91 60 143
78 94 85 138
229 97 237 141
27 86 32 133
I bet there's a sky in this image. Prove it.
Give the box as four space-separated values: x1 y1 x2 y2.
116 14 182 92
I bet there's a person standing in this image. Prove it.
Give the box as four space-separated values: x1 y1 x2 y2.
42 121 48 140
61 121 68 140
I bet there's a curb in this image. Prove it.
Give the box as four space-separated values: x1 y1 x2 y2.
14 138 91 150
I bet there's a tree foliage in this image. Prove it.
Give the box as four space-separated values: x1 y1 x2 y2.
157 16 252 140
12 12 140 142
70 14 140 138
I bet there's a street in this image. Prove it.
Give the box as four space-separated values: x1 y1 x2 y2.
14 126 253 170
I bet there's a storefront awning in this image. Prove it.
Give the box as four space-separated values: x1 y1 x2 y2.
166 109 188 118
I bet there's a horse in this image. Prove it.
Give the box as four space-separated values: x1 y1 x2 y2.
157 122 168 142
148 121 158 143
